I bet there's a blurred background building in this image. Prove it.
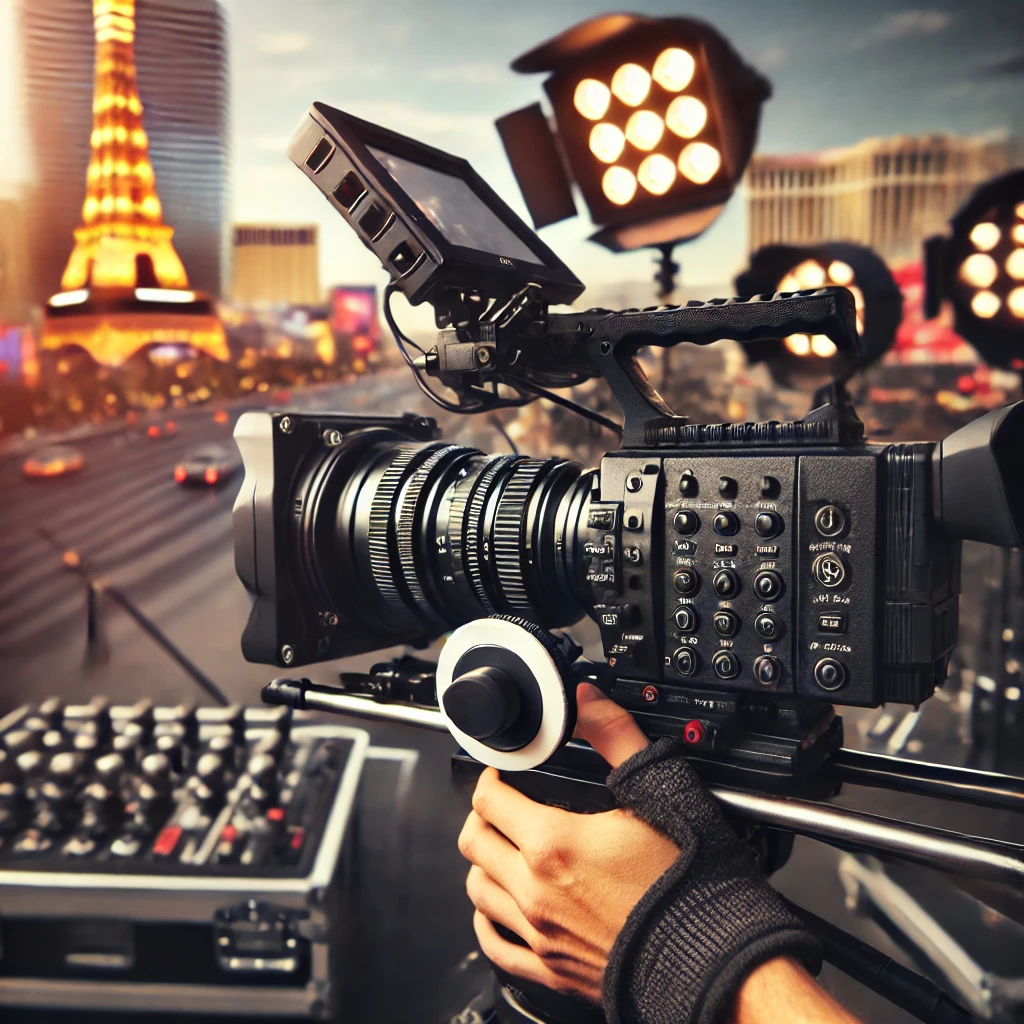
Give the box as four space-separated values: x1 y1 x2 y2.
0 196 31 323
17 0 229 304
746 133 1011 265
231 225 321 306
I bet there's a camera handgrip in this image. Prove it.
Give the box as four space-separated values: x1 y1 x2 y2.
579 287 861 356
558 288 860 446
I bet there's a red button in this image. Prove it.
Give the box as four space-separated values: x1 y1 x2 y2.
266 807 285 822
683 720 705 745
220 824 238 843
290 828 305 851
153 826 182 857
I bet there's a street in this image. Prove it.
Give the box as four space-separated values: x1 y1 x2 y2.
0 369 1011 1022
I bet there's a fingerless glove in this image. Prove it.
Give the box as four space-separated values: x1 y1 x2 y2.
602 738 821 1024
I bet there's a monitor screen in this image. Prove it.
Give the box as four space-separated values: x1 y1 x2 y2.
369 146 543 265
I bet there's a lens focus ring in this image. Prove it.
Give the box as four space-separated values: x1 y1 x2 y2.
464 456 519 614
493 458 555 613
367 444 439 612
395 445 462 613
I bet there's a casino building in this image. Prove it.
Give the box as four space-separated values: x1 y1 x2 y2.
18 0 229 303
746 134 1011 266
231 225 322 307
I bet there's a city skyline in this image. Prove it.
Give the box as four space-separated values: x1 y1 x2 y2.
1 0 1022 330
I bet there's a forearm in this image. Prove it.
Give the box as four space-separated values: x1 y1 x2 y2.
728 957 863 1024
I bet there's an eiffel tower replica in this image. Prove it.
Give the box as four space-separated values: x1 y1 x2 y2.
41 0 227 366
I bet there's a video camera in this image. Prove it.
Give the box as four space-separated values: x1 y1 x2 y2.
233 102 1024 779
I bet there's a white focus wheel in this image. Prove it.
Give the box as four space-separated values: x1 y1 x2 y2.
436 616 575 771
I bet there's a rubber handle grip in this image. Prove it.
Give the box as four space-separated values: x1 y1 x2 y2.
576 287 861 357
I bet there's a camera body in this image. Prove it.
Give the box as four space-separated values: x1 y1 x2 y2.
235 399 1024 724
586 441 956 714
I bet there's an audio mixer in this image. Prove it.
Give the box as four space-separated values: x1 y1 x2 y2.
0 697 368 1019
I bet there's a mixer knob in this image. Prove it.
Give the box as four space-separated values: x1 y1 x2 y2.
73 732 100 755
155 734 185 774
4 729 41 755
95 752 126 784
112 725 145 766
48 751 87 782
246 752 277 789
16 749 46 779
24 697 63 733
42 729 68 754
112 699 154 741
136 752 174 805
140 751 172 782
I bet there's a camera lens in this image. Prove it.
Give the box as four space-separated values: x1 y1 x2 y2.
293 432 593 654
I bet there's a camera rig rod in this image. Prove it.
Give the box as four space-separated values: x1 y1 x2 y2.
264 679 1024 890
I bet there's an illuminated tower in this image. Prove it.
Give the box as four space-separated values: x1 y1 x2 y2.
42 0 227 366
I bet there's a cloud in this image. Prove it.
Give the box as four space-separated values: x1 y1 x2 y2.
755 46 789 71
848 9 951 50
254 31 314 57
977 51 1024 79
424 63 505 85
345 100 494 139
251 135 293 154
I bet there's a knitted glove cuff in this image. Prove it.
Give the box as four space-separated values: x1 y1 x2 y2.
602 741 821 1024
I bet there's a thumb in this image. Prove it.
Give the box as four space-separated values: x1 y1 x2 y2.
574 682 649 769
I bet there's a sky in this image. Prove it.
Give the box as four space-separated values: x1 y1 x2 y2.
2 0 1024 328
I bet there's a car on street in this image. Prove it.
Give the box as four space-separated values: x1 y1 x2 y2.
23 445 86 479
147 420 177 439
174 443 241 486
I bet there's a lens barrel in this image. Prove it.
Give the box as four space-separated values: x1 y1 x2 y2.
295 433 593 653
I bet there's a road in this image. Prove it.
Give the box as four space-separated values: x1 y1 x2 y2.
0 369 1010 1022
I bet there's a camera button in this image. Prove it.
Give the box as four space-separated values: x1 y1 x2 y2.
713 610 738 637
673 568 700 596
753 656 781 688
673 606 698 632
673 647 699 677
754 511 782 538
718 476 737 499
673 510 700 535
814 658 847 691
712 651 740 680
753 571 783 601
814 505 846 538
813 553 847 589
713 511 740 536
755 613 780 639
713 569 739 598
678 472 699 497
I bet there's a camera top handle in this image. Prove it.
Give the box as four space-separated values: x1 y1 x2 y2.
543 286 862 446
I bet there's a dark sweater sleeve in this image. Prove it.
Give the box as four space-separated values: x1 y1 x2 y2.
602 739 821 1024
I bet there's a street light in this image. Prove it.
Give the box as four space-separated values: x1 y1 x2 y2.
925 169 1024 370
734 242 902 387
496 14 771 253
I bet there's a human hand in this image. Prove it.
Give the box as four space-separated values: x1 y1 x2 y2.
457 682 679 1004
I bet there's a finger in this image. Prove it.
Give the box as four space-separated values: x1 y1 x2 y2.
473 911 561 991
465 865 537 944
472 766 559 850
575 682 649 769
457 809 525 895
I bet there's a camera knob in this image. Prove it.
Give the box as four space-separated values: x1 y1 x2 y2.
442 667 521 742
437 616 578 771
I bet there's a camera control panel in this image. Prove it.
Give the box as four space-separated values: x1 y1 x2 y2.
584 451 883 708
